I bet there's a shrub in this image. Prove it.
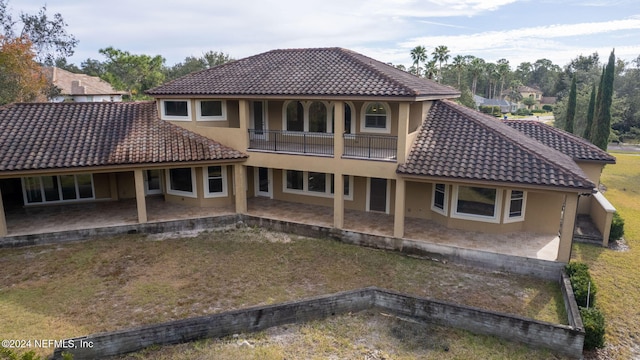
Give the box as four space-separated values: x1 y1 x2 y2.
565 262 597 308
609 212 625 241
581 307 606 350
515 108 532 116
542 105 553 112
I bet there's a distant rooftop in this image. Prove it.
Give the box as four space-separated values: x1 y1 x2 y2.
45 67 126 96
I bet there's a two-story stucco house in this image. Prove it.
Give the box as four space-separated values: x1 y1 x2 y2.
0 48 615 269
45 67 127 102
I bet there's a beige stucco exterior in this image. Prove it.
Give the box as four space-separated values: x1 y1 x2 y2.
0 95 592 263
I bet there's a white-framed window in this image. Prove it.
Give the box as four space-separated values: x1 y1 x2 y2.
203 165 228 197
331 101 355 134
361 102 391 133
161 99 191 121
144 169 163 195
283 170 352 199
22 174 95 205
431 183 449 215
196 100 226 121
166 167 197 197
451 185 502 223
283 100 332 133
504 190 527 223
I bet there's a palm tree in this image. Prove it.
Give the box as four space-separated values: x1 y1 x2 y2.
469 57 485 95
424 60 437 80
496 59 510 99
432 45 450 82
410 45 427 77
451 55 466 89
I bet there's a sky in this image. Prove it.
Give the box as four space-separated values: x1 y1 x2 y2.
8 0 640 69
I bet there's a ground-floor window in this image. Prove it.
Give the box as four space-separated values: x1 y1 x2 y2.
451 185 502 223
504 190 527 223
22 174 94 204
284 170 352 199
166 167 197 197
203 165 228 197
431 183 448 215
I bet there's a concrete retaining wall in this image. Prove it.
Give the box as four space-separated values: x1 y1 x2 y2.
52 287 584 359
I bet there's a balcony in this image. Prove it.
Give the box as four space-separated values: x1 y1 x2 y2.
248 130 397 161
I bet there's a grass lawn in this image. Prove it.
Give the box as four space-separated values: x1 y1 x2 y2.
571 153 640 359
1 228 565 359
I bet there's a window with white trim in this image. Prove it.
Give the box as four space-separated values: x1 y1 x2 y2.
285 101 304 131
166 167 197 197
161 100 191 121
203 166 228 197
283 170 352 199
331 102 355 134
283 101 332 133
361 102 390 133
452 185 502 223
22 174 95 204
504 190 527 223
431 183 448 215
196 100 226 121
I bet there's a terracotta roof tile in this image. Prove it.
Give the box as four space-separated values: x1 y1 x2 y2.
397 100 595 191
502 120 615 163
0 102 247 172
146 48 460 99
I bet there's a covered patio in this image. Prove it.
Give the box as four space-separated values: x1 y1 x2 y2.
2 197 560 261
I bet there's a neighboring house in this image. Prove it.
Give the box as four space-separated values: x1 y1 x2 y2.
473 95 517 113
0 48 616 265
541 96 557 109
44 67 126 102
502 85 544 110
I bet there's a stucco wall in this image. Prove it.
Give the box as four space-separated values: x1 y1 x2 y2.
523 191 563 234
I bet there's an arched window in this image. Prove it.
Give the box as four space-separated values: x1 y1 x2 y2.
361 102 390 133
308 101 327 132
286 101 304 131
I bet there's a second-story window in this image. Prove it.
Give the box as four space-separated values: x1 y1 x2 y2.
361 102 390 133
284 101 331 133
161 100 191 121
308 101 327 132
286 101 304 131
197 100 226 121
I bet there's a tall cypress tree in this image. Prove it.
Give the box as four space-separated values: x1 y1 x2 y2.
593 50 615 150
591 67 605 142
583 83 596 140
565 75 577 133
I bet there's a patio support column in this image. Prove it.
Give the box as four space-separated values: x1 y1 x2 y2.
393 178 406 238
0 187 7 236
239 100 250 151
133 169 147 224
234 164 247 214
109 173 119 200
333 171 344 229
396 103 410 164
333 101 344 158
557 192 579 262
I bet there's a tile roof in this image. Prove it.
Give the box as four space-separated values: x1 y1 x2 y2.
146 48 460 99
0 102 247 172
397 100 595 191
44 67 127 96
502 120 615 164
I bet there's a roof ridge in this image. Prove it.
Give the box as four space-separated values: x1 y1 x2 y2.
438 100 593 186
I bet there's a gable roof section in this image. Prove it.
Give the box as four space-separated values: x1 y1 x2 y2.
397 100 595 191
146 48 460 99
0 102 246 173
45 67 126 96
503 120 615 164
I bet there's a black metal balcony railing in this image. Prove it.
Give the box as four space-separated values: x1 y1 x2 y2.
343 134 397 160
249 129 334 156
248 129 397 161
